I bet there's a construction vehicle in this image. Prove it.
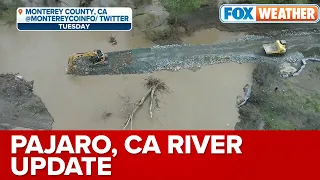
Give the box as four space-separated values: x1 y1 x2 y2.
66 49 106 74
263 40 287 55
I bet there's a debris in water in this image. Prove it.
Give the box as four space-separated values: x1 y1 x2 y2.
122 76 170 130
109 34 117 46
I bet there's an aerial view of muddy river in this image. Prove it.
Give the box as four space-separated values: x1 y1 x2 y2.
0 26 253 130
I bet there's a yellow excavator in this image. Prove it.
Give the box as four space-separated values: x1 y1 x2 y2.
263 40 287 55
66 49 106 74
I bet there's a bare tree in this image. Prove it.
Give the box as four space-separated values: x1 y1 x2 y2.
121 76 170 130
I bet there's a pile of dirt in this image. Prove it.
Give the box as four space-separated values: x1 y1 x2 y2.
0 74 53 130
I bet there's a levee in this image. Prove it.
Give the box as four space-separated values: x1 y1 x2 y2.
70 29 320 76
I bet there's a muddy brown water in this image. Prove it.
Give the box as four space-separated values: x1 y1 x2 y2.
0 27 253 129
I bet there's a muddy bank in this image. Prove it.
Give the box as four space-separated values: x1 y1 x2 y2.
237 62 320 130
0 74 53 130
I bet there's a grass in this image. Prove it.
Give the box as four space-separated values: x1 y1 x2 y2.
237 62 320 130
265 117 297 130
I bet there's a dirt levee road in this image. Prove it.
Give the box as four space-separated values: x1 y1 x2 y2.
73 29 320 76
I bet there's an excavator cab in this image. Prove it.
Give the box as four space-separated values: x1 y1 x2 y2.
90 49 106 64
263 40 287 55
96 50 103 59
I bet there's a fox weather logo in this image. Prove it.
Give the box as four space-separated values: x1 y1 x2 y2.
219 5 256 23
219 4 319 23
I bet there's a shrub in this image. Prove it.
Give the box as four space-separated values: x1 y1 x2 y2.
161 0 202 24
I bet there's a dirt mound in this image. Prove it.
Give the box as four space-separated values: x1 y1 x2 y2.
0 74 53 130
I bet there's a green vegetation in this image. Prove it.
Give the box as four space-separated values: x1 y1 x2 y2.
147 0 203 44
0 0 24 25
132 0 152 7
236 63 320 130
161 0 202 24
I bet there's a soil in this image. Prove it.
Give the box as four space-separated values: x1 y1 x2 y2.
0 74 54 130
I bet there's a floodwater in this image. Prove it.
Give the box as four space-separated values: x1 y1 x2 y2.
0 27 253 129
183 28 246 44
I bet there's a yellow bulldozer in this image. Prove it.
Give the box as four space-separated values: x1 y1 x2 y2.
263 40 287 55
66 49 106 74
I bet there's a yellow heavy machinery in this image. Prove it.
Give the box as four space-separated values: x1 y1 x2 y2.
66 49 106 74
263 40 287 55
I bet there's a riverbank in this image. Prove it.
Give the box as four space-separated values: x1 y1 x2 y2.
237 62 320 130
0 74 53 130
